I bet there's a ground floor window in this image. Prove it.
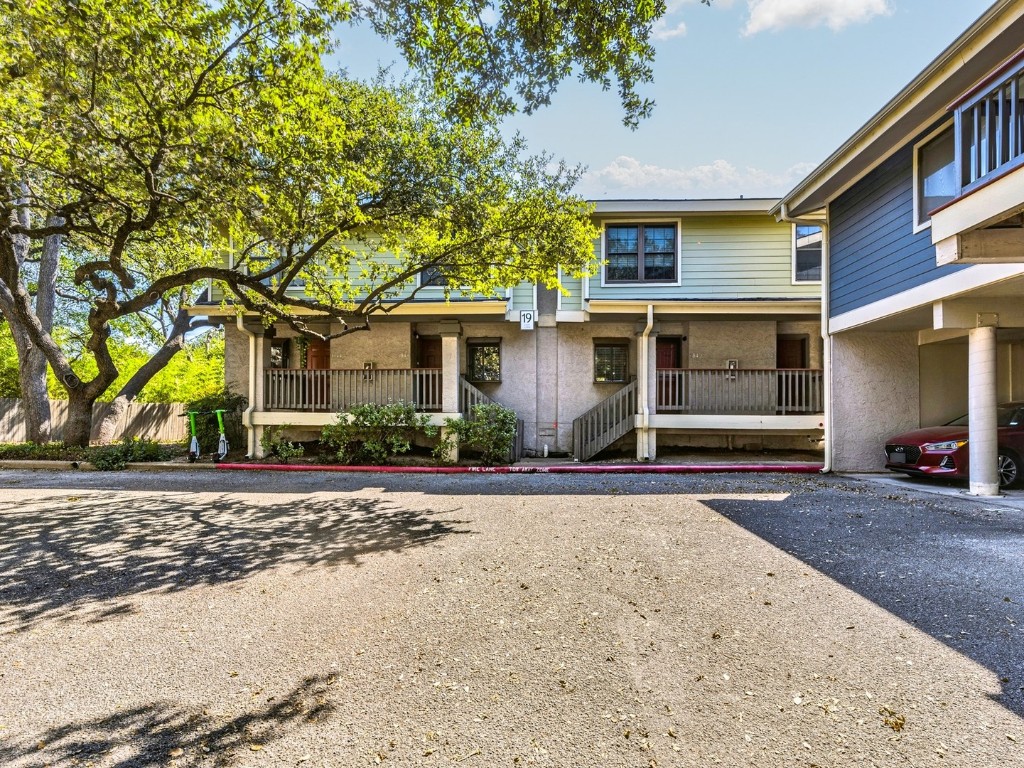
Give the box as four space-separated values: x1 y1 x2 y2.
467 339 501 382
594 341 629 382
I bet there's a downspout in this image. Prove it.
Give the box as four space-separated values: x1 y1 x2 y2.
639 304 654 460
779 203 832 474
236 315 258 458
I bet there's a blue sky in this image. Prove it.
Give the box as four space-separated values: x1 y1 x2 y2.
338 0 995 200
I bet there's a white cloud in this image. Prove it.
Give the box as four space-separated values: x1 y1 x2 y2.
742 0 891 36
653 19 688 41
580 156 817 199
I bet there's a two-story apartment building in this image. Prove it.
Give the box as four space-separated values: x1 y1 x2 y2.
777 0 1024 495
202 199 824 460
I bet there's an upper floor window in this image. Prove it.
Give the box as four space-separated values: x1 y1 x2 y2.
913 124 956 231
420 264 447 287
793 225 822 283
605 224 677 283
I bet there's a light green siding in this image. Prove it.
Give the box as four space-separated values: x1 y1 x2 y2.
587 215 819 300
203 242 505 306
509 282 534 311
559 274 584 311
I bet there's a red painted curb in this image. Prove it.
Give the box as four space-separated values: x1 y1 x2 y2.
216 462 824 475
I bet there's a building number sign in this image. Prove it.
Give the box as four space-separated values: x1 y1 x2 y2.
520 310 535 330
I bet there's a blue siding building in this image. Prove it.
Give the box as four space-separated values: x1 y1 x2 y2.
777 0 1024 494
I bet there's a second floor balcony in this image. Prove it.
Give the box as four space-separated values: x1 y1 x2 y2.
932 50 1024 264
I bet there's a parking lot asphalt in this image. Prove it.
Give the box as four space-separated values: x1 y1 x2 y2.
0 468 1021 767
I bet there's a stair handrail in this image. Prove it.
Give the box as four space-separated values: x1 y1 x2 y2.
572 380 638 462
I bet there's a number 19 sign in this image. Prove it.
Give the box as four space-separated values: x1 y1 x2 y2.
520 310 535 330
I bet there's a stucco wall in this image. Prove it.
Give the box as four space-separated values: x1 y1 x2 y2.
919 341 968 427
831 330 919 471
687 320 777 369
919 338 1024 427
556 322 639 451
330 322 412 368
223 322 249 398
449 321 540 448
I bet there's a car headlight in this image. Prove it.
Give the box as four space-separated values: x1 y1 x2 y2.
923 440 967 451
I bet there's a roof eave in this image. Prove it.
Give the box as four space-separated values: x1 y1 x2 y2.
778 0 1024 217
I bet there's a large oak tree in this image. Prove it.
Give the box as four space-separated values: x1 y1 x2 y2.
0 0 690 446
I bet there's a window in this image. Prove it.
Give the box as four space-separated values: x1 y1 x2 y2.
269 339 291 368
420 264 448 287
793 225 822 283
605 224 677 283
467 340 501 382
914 125 956 230
594 341 629 383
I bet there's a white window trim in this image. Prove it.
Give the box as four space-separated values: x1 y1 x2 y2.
912 120 955 235
599 218 683 288
791 223 823 286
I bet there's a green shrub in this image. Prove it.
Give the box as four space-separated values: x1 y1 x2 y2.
435 403 517 465
321 401 436 464
184 389 247 454
260 425 305 463
90 437 170 470
0 442 91 461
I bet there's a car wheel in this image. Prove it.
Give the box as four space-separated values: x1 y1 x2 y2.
997 450 1022 489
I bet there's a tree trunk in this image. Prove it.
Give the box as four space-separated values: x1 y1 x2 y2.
94 308 193 444
95 395 130 445
0 218 61 443
17 345 52 443
64 389 96 448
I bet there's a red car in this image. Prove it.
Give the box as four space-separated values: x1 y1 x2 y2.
884 403 1024 489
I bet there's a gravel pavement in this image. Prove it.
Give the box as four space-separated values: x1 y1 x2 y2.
0 469 1022 767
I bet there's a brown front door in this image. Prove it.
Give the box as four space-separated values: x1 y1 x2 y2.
416 337 442 369
776 336 808 412
776 336 807 369
656 337 682 411
305 339 331 410
306 339 331 369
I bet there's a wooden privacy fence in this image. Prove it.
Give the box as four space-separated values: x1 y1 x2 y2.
0 398 188 444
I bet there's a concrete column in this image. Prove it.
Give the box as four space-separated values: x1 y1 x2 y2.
968 325 999 496
440 332 461 414
439 331 461 462
251 330 266 458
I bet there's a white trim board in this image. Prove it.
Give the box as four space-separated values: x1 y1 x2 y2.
829 263 1024 333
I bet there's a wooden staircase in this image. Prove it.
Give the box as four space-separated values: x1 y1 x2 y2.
572 381 638 462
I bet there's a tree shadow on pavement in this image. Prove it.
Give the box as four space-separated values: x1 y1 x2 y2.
0 490 469 632
704 487 1024 718
0 673 336 768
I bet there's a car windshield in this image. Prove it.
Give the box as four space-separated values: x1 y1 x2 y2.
946 406 1021 427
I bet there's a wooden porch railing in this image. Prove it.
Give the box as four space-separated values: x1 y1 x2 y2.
655 368 823 415
572 380 638 462
460 376 496 418
264 368 442 412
